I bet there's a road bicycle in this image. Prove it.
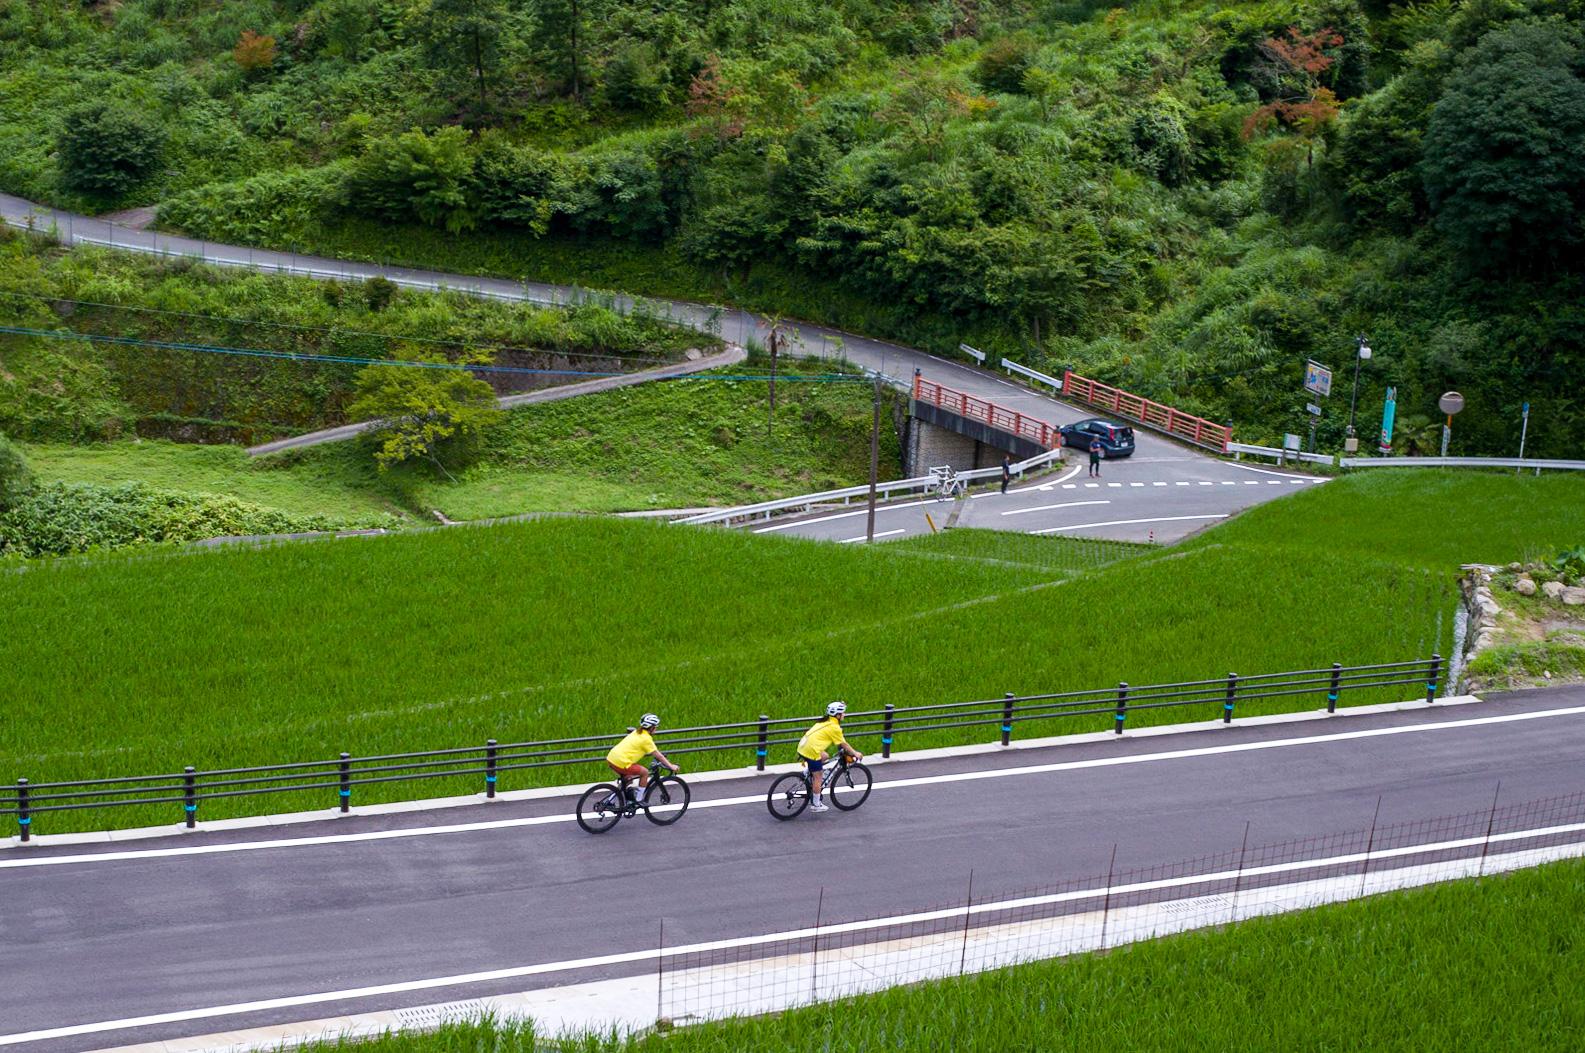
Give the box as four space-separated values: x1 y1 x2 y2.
766 753 873 819
927 465 967 501
576 761 690 834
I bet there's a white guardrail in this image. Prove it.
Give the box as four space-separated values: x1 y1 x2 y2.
1001 358 1064 393
675 447 1066 526
1227 442 1336 467
1338 456 1585 470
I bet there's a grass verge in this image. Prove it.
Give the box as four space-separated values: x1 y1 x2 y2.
300 855 1585 1051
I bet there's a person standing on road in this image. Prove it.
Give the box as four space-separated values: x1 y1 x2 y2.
1089 437 1104 478
1000 455 1012 494
797 701 864 813
606 713 678 805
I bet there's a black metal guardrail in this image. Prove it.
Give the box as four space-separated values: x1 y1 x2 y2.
3 656 1441 841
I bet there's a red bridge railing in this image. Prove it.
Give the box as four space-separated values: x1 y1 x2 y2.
1061 370 1231 453
912 376 1062 449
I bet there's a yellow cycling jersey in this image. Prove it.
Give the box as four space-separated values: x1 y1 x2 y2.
797 718 847 760
607 729 656 768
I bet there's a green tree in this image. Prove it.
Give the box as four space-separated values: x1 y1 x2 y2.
420 0 508 114
55 101 164 198
532 0 598 99
1421 21 1585 269
349 351 502 478
604 42 667 113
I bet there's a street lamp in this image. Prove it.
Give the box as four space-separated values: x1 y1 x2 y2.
1345 335 1371 453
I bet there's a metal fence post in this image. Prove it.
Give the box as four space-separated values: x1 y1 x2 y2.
1223 674 1238 724
485 740 498 798
1328 663 1342 714
1001 693 1015 747
756 715 770 771
338 752 351 813
1114 683 1128 735
882 704 895 759
1426 653 1442 704
16 779 28 843
184 766 197 829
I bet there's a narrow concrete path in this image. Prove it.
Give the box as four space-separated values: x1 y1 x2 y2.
246 344 746 456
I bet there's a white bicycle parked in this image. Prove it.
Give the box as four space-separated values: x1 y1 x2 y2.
927 465 967 501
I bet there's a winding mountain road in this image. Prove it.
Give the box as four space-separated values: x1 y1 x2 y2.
0 192 1319 543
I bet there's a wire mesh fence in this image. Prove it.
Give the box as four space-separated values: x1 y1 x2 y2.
654 788 1585 1025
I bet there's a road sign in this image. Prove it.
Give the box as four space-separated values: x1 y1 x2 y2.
1438 391 1465 416
1304 360 1332 397
1283 433 1302 451
1306 403 1322 416
958 343 985 363
1379 386 1397 453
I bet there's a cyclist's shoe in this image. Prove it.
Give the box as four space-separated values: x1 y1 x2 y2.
809 799 829 812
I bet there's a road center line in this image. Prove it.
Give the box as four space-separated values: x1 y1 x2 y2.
6 705 1583 872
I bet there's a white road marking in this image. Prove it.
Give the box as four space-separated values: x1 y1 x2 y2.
1197 481 1214 486
1062 484 1077 489
1243 481 1261 485
751 500 932 533
1106 483 1122 488
1220 481 1236 485
1267 480 1282 485
4 705 1583 875
1000 500 1108 519
1175 481 1190 486
1224 462 1317 481
1129 482 1144 487
840 529 904 543
8 708 1585 1045
1084 483 1100 488
1030 514 1227 535
1152 482 1167 486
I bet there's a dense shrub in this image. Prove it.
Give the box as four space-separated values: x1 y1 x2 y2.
55 100 164 198
0 433 32 509
0 482 340 558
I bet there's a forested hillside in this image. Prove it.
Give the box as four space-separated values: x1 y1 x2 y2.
1 0 1581 452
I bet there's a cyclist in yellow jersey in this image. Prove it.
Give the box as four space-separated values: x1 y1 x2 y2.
796 701 863 813
606 713 678 805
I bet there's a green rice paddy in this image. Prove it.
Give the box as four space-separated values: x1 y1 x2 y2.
2 470 1581 832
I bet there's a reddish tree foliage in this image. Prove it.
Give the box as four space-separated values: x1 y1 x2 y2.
234 30 277 72
1242 26 1344 140
686 55 743 139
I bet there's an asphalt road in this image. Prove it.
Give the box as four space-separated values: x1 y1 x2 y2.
0 192 1322 543
3 686 1582 1051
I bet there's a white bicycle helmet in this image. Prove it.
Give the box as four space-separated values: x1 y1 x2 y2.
639 713 661 730
826 700 847 717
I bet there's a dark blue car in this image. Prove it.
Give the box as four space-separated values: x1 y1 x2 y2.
1061 418 1136 458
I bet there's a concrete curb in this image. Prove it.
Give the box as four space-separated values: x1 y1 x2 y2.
6 695 1483 849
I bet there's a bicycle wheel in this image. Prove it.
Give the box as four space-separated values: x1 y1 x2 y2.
828 763 873 811
576 783 625 834
643 776 691 826
767 773 811 820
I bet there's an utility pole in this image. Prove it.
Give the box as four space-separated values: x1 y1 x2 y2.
865 377 882 543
